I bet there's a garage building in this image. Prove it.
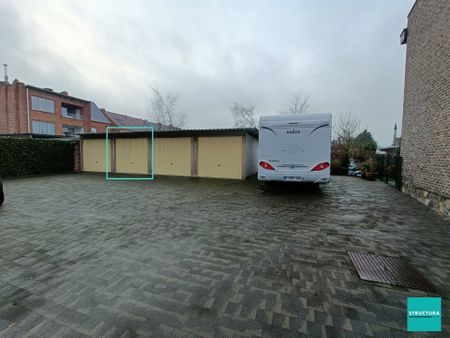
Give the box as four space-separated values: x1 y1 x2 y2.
80 128 258 180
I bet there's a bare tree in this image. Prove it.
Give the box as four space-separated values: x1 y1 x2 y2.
334 111 361 141
230 102 257 128
149 86 186 128
333 111 361 168
279 91 310 115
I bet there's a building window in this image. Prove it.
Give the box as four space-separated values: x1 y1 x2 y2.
31 96 55 114
61 103 83 120
91 127 97 133
62 125 84 137
32 120 56 135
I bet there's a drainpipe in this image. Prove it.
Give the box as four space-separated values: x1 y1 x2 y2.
26 87 30 133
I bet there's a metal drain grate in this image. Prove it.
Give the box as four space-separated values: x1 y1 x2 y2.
348 251 437 292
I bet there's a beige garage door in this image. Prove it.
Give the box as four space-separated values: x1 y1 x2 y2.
82 139 111 172
198 136 243 179
154 137 191 176
115 138 150 175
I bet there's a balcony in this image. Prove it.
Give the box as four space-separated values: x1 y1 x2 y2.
61 104 84 120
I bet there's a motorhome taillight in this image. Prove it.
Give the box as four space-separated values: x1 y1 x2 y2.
311 162 329 171
259 161 275 170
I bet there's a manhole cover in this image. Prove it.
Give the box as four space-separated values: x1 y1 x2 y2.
348 251 437 292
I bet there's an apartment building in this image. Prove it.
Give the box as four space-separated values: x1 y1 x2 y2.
0 79 112 136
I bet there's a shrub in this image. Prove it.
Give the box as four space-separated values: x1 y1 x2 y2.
0 137 75 177
360 158 377 173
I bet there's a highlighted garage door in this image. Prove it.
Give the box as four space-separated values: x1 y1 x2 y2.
115 138 150 175
198 136 243 179
82 139 111 172
154 137 191 176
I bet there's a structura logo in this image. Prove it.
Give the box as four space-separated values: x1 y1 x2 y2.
407 297 441 332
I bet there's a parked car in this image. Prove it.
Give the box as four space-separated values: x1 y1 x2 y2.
348 162 362 175
353 170 362 177
348 164 357 176
0 179 3 206
348 162 364 177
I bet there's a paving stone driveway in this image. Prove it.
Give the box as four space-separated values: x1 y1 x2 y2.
0 174 449 338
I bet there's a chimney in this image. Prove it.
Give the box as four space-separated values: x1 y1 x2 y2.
60 91 68 95
393 123 397 146
3 64 8 83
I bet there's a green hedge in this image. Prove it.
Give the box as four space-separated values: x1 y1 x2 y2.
0 137 75 177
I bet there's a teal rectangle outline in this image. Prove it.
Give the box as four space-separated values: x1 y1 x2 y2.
407 297 441 332
105 126 154 180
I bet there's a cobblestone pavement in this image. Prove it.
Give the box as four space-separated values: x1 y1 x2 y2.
0 174 449 338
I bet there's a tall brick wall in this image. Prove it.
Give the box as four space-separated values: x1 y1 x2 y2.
401 0 450 217
0 81 28 134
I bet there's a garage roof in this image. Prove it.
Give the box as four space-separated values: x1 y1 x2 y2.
80 128 258 139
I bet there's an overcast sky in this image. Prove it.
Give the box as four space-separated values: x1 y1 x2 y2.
1 0 414 146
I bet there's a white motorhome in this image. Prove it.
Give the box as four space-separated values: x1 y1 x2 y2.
258 113 332 184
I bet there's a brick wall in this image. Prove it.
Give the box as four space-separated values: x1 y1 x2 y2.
401 0 450 217
90 121 109 133
73 142 81 172
0 80 28 134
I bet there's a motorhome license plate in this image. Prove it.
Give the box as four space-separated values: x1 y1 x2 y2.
284 176 304 181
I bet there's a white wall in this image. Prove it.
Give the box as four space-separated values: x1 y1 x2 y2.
245 134 258 177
